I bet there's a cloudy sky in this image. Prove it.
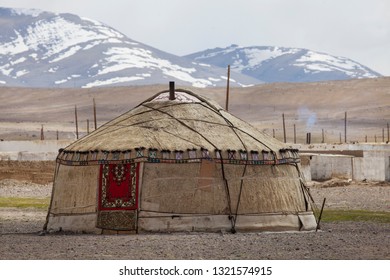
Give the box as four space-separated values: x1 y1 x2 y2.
1 0 389 75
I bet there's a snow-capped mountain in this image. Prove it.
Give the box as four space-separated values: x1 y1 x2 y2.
0 8 260 88
0 7 381 88
184 45 382 83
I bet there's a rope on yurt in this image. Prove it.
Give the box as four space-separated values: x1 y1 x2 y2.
197 101 276 152
64 102 186 148
140 103 237 231
66 94 217 149
232 163 248 233
218 154 235 232
140 104 219 150
196 101 289 233
197 102 279 233
292 162 321 224
64 89 277 155
196 103 253 233
43 160 61 231
64 89 276 157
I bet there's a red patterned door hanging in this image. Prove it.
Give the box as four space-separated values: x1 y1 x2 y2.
98 163 139 211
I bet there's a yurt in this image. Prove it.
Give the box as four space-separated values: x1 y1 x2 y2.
45 83 317 234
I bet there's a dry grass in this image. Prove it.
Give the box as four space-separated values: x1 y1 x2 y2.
0 197 50 209
321 209 390 223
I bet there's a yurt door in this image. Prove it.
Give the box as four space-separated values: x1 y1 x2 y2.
96 163 139 231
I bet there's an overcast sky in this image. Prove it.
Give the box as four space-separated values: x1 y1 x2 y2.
1 0 389 75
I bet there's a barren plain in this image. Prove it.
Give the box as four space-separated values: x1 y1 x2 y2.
0 77 389 143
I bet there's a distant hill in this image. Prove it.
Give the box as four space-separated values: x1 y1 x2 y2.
0 7 260 88
1 77 389 143
184 44 382 83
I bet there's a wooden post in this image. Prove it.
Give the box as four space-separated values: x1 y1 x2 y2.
382 128 385 142
293 124 296 144
75 105 79 139
169 81 175 100
344 111 347 143
365 135 367 143
306 132 311 144
387 123 389 142
87 119 90 134
316 198 326 232
225 65 230 111
322 128 324 143
93 98 97 130
272 129 275 138
339 132 342 143
375 134 377 143
282 113 286 143
56 130 59 140
40 125 44 140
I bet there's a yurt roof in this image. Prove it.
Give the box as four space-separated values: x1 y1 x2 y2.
61 88 294 160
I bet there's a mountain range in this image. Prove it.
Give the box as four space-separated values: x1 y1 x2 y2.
0 7 382 88
185 45 381 83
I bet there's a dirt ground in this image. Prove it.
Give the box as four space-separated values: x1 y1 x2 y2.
0 161 55 184
0 167 389 260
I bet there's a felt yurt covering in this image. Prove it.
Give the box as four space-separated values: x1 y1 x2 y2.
45 87 317 233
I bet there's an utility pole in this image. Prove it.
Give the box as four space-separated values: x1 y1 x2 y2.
282 113 286 143
75 105 79 139
225 65 230 111
293 124 296 144
382 128 385 142
40 125 44 140
169 81 175 100
344 111 347 143
93 98 97 130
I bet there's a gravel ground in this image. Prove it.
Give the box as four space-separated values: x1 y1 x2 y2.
0 178 389 260
0 179 52 198
308 179 390 212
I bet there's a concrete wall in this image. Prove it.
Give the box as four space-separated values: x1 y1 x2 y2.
294 143 390 152
387 155 390 181
363 151 390 181
309 154 353 180
294 143 390 182
304 150 390 182
352 157 364 181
